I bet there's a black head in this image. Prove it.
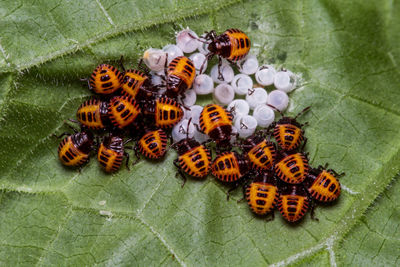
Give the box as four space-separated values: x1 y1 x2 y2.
103 135 123 148
241 134 265 152
172 138 201 155
279 182 308 197
207 41 219 54
253 170 277 184
73 131 94 154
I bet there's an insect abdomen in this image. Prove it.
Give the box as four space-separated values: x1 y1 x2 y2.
138 129 168 159
309 171 341 202
246 182 278 215
97 144 123 173
275 153 309 184
274 124 303 151
178 145 211 178
225 28 251 61
89 64 123 94
278 194 309 222
108 96 141 129
247 140 276 170
58 137 88 166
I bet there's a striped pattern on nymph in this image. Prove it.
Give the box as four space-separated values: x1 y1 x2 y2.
275 153 309 184
199 104 233 135
89 64 123 95
121 69 149 99
108 96 141 129
224 28 251 61
211 151 248 182
274 123 303 151
178 145 211 178
154 97 184 128
167 56 196 89
278 185 309 222
304 168 341 202
246 181 278 215
137 129 168 159
98 143 123 173
76 98 109 130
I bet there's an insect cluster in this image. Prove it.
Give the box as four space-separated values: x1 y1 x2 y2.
56 28 343 223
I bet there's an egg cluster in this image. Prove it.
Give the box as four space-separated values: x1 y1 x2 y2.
56 28 343 223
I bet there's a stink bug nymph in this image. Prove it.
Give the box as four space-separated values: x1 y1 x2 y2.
278 183 310 223
303 164 344 202
165 56 196 99
244 171 279 219
97 135 132 173
87 64 123 95
171 119 212 187
57 130 94 167
238 133 276 171
199 104 234 150
195 29 251 77
211 151 249 183
142 97 184 129
76 98 110 130
268 105 310 152
108 95 142 129
275 151 310 184
135 128 168 161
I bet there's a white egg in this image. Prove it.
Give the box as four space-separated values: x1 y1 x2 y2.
186 105 203 125
274 70 296 92
143 48 167 71
210 63 234 84
176 29 200 53
255 65 276 86
227 99 250 121
238 54 259 75
253 105 275 128
180 89 196 107
193 74 214 95
245 87 268 109
163 44 184 64
213 84 235 105
172 119 195 143
234 115 258 138
231 74 253 95
189 53 207 74
267 90 289 111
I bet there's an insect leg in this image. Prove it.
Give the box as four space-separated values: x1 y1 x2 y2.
173 159 187 188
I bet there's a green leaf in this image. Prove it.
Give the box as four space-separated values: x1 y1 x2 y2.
0 0 399 266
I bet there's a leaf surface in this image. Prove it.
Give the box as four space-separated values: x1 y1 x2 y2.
0 0 399 266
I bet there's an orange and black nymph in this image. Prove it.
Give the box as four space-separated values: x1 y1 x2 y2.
275 152 309 184
97 135 130 173
121 69 154 101
244 171 279 217
205 29 250 62
142 97 184 129
171 137 211 186
89 64 123 95
135 129 168 160
269 106 310 152
278 183 310 223
76 98 110 130
165 56 196 99
57 131 94 167
303 165 343 202
211 151 249 182
108 95 142 129
199 104 233 149
239 133 276 171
